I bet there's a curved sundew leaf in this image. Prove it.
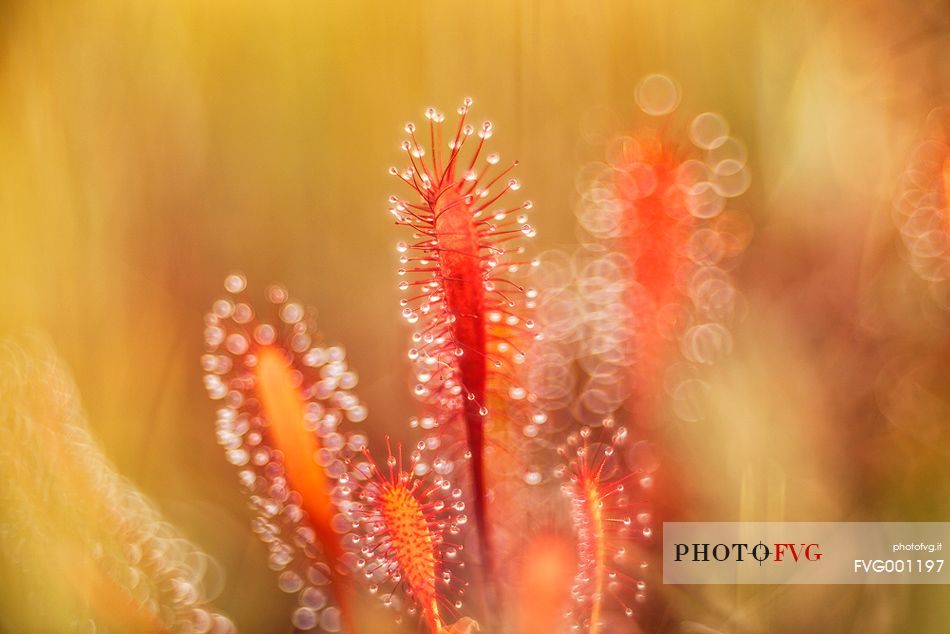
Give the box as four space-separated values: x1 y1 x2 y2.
0 334 235 633
201 274 370 632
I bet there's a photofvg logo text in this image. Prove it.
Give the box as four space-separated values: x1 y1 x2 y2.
663 522 950 584
674 541 822 564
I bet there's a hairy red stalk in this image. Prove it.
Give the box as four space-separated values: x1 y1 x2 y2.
389 99 538 575
202 273 369 632
344 440 471 634
559 423 649 633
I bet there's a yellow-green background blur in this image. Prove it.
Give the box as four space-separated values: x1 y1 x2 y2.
2 1 949 632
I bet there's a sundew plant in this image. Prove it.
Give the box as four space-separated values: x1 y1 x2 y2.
196 87 748 632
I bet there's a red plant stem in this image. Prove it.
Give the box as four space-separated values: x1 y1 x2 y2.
463 397 492 577
432 187 494 577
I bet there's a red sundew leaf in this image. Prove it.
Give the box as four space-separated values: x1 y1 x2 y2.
612 131 697 419
201 274 370 632
388 99 540 573
558 423 650 633
343 440 471 634
617 135 693 306
578 110 750 424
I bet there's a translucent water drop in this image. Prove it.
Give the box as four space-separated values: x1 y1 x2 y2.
291 607 317 630
291 333 311 353
321 607 342 632
262 285 286 304
226 449 249 466
278 571 303 593
689 112 730 150
308 563 331 586
224 273 247 294
635 74 681 116
210 615 236 634
204 326 225 347
300 587 327 610
304 348 327 367
346 405 368 423
192 609 212 633
225 334 248 355
213 299 234 318
233 303 253 324
280 303 304 324
254 324 277 345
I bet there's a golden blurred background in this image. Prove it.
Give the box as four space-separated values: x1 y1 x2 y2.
1 1 949 632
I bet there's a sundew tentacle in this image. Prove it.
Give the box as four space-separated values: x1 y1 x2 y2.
202 273 369 632
389 98 541 573
342 440 470 634
559 422 650 633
